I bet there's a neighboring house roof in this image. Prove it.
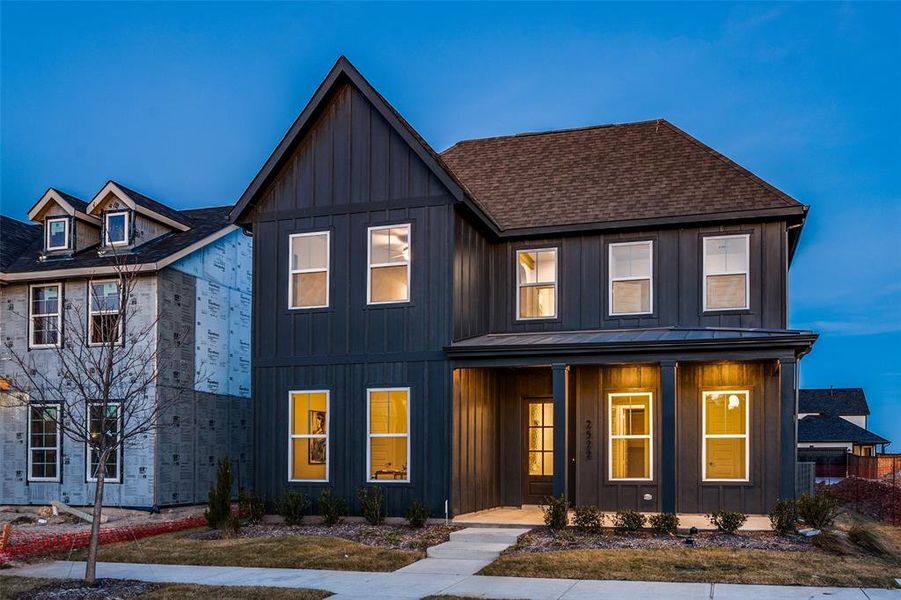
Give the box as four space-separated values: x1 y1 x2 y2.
798 414 889 445
799 388 870 416
447 326 817 358
0 206 235 281
0 216 41 272
441 121 805 232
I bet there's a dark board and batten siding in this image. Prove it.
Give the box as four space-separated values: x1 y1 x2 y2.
246 81 457 515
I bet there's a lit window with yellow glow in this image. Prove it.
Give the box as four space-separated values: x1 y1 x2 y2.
368 225 410 304
289 232 329 309
527 400 554 476
367 388 409 482
703 390 749 481
703 235 749 311
609 393 652 480
289 391 329 481
517 248 557 319
609 241 652 315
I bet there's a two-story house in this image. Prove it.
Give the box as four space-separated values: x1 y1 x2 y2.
0 181 252 508
231 57 817 517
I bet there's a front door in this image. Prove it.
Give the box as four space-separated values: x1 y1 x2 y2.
523 397 554 504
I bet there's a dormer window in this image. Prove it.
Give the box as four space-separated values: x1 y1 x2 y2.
45 217 69 251
105 211 129 246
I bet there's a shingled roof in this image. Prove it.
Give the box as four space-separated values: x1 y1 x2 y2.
799 414 889 445
800 388 870 416
0 216 41 272
441 120 805 232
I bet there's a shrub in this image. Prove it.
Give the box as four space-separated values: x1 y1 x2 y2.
277 491 311 526
357 486 385 525
406 500 431 528
319 489 346 526
812 529 854 555
541 494 569 530
572 505 604 534
649 512 679 534
238 489 265 525
797 492 838 529
612 510 645 532
708 511 747 534
848 521 892 557
768 498 798 536
205 457 233 529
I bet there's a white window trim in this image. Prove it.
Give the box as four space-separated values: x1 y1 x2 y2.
702 234 750 312
45 217 69 251
288 231 330 310
104 211 130 247
288 389 330 483
86 401 122 483
29 283 63 349
27 403 61 482
608 392 654 481
608 240 653 316
88 280 123 347
367 224 411 305
366 387 411 484
701 389 750 483
515 247 558 321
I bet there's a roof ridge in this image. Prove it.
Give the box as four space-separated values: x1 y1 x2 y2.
442 119 664 152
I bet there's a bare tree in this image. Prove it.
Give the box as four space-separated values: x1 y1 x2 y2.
2 254 193 584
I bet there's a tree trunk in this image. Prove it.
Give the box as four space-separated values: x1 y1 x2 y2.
84 447 109 585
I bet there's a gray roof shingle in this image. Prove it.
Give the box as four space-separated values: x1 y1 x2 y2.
0 216 41 272
798 414 889 445
800 388 870 416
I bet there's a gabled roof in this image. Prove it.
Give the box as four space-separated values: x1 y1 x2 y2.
26 188 98 224
0 216 41 272
229 56 498 231
799 388 870 416
87 181 192 231
798 414 889 445
441 120 807 233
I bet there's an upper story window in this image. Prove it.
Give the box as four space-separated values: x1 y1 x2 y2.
289 232 329 309
609 241 652 316
368 224 410 304
516 248 557 320
702 390 749 481
30 284 62 348
45 217 69 251
89 281 123 345
104 211 129 247
703 234 749 311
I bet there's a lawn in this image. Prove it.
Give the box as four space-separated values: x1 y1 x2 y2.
66 528 421 572
0 576 331 600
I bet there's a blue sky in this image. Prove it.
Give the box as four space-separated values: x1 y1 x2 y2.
2 3 899 443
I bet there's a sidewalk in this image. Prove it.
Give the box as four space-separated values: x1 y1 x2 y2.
5 561 900 599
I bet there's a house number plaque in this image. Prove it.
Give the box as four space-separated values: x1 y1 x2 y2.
585 419 593 460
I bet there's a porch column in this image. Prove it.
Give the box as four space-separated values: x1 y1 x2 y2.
552 363 570 498
660 360 677 513
779 357 798 499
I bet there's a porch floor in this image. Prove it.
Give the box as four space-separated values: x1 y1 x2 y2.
453 506 772 531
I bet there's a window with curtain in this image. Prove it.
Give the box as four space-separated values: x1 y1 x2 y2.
517 248 557 319
89 281 122 345
703 390 749 481
289 391 329 481
609 241 652 315
30 284 62 348
29 405 60 481
289 232 329 309
703 235 749 311
367 388 409 482
609 393 652 480
368 225 410 304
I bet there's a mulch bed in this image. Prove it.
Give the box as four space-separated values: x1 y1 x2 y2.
189 522 460 551
506 526 813 554
14 578 158 600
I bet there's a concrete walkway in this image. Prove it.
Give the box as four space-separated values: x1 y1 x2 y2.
5 561 900 599
396 527 530 576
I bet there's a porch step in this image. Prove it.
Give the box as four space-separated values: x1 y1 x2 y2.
448 527 530 544
426 541 511 561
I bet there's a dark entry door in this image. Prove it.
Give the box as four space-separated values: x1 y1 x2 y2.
523 397 554 504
